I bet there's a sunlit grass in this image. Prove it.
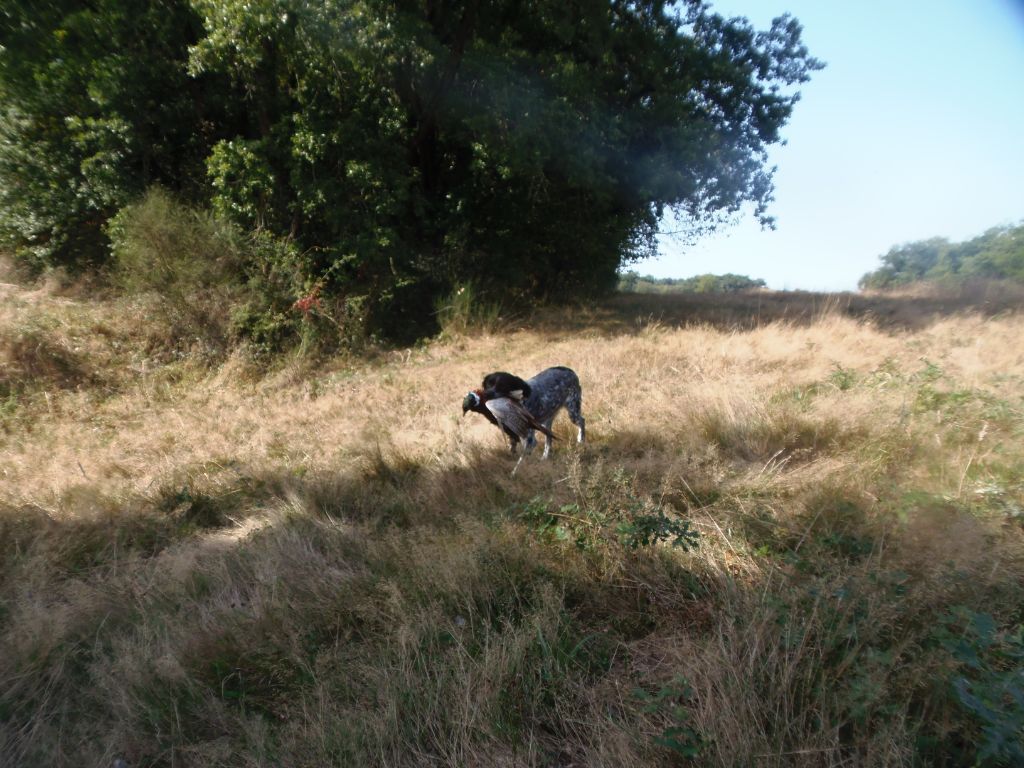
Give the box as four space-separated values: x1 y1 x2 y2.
2 281 1023 766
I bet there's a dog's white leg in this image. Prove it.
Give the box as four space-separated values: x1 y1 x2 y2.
567 392 585 445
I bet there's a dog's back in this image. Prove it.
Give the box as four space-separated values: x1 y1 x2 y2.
524 366 580 421
523 366 585 455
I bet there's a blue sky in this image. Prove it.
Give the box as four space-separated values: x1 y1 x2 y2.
636 0 1024 292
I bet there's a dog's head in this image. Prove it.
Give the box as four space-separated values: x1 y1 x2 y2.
482 371 530 400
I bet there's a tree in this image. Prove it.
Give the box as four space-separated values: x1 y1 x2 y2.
0 0 215 270
619 271 766 293
1 0 822 342
859 225 1024 290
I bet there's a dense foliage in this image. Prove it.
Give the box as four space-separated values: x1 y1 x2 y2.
1 0 820 343
619 270 767 293
0 0 213 270
859 224 1024 291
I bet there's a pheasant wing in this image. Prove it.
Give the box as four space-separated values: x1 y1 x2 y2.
485 397 558 441
484 397 533 440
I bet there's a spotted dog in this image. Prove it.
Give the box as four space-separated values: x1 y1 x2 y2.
479 366 584 458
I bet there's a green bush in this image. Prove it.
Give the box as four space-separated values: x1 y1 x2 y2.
0 1 821 342
107 189 361 357
934 610 1024 766
633 675 707 758
108 189 246 351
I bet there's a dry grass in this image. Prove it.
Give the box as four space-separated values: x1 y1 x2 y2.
2 282 1023 767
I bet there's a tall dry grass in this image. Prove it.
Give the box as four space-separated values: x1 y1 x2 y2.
2 283 1023 766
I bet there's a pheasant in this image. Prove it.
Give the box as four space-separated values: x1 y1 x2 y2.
461 371 531 440
462 386 557 473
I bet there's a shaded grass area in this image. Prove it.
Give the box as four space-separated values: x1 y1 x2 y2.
3 409 1023 766
0 455 701 766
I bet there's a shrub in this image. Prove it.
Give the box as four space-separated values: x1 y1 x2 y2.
434 283 505 338
933 610 1024 766
107 189 246 352
634 675 707 758
108 189 361 357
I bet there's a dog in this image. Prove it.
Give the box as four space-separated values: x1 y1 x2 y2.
477 366 585 458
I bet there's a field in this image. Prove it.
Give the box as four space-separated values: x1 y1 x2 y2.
2 278 1024 767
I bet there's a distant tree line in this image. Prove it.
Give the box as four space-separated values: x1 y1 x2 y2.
859 224 1024 291
619 270 766 294
0 0 820 345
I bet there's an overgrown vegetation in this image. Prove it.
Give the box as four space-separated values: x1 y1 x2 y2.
107 188 364 357
860 223 1024 290
0 0 821 343
2 284 1023 766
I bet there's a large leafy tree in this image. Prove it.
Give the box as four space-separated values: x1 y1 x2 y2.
1 0 821 339
0 0 219 269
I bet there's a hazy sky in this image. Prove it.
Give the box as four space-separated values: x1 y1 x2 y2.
636 0 1024 292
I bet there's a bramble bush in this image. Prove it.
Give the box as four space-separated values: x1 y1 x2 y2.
108 189 359 357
